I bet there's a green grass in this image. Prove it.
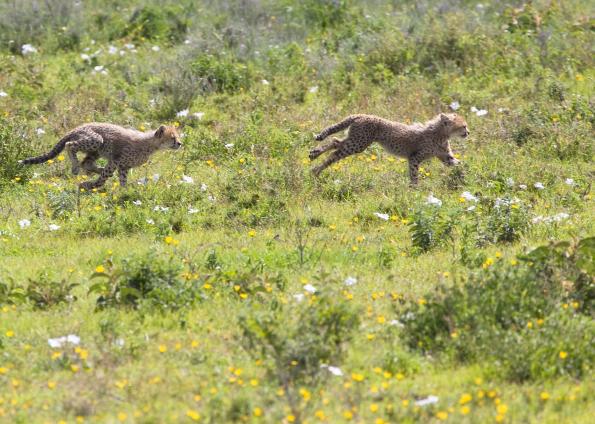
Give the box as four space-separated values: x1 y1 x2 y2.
0 0 593 423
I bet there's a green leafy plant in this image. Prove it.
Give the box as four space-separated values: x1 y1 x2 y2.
408 205 455 254
400 237 594 381
89 252 203 311
239 289 360 420
25 273 78 310
0 117 33 186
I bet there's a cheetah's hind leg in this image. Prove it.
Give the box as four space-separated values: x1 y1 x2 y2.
81 152 104 175
309 137 342 160
65 141 82 175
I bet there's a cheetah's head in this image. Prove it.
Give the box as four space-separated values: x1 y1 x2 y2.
440 113 469 138
436 113 468 166
155 125 182 150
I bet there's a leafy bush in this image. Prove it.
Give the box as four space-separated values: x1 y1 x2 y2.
190 54 253 94
0 117 34 186
0 0 84 53
400 237 594 381
490 310 594 382
0 279 25 306
408 205 455 254
25 273 77 310
89 252 203 311
485 197 530 243
124 5 188 42
239 289 360 418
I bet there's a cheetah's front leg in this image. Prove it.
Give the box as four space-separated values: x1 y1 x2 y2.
408 153 423 187
118 167 129 187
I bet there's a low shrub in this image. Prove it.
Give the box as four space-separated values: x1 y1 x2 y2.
239 289 360 418
25 273 78 310
89 252 203 311
408 205 455 254
400 237 594 381
0 117 34 186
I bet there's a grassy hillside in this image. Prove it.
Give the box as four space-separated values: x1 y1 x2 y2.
0 1 593 423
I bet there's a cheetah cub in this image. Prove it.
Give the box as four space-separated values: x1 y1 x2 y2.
310 113 469 185
20 123 182 190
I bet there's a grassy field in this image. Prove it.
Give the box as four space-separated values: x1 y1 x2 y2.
0 1 593 423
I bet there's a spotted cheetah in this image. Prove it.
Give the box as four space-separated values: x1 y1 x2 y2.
310 113 469 185
20 123 182 190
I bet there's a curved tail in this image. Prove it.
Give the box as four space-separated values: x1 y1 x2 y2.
315 115 360 141
19 134 74 165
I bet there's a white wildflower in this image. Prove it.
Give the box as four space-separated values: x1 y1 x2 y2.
200 183 208 192
93 65 104 72
426 194 442 207
21 44 37 55
374 212 389 221
461 191 478 202
108 45 118 55
146 219 155 225
153 206 169 213
225 143 234 150
176 109 189 118
48 224 60 231
115 338 125 347
18 219 31 229
532 212 570 224
124 43 135 50
151 46 160 52
180 175 194 184
344 276 358 286
565 178 574 186
519 184 527 190
309 86 319 93
470 106 478 113
415 395 439 407
320 365 344 376
0 91 7 97
36 128 45 136
389 319 404 328
303 284 317 294
188 208 199 214
132 200 142 206
48 334 80 348
80 53 91 61
184 39 191 45
193 112 205 120
261 79 270 85
137 177 148 185
467 205 476 211
552 212 570 221
152 174 160 182
476 109 488 116
506 177 515 187
293 293 305 302
449 101 460 111
534 182 545 190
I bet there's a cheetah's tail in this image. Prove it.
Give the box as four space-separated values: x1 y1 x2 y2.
19 134 75 165
315 115 360 141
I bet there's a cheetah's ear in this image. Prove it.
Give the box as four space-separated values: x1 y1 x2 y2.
439 113 449 125
155 125 166 138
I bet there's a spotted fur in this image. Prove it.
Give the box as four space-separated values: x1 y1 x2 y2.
310 113 469 185
20 123 182 190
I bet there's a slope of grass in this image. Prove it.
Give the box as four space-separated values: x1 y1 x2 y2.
0 1 593 422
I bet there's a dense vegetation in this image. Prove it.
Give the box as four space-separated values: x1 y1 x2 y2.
0 0 593 422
